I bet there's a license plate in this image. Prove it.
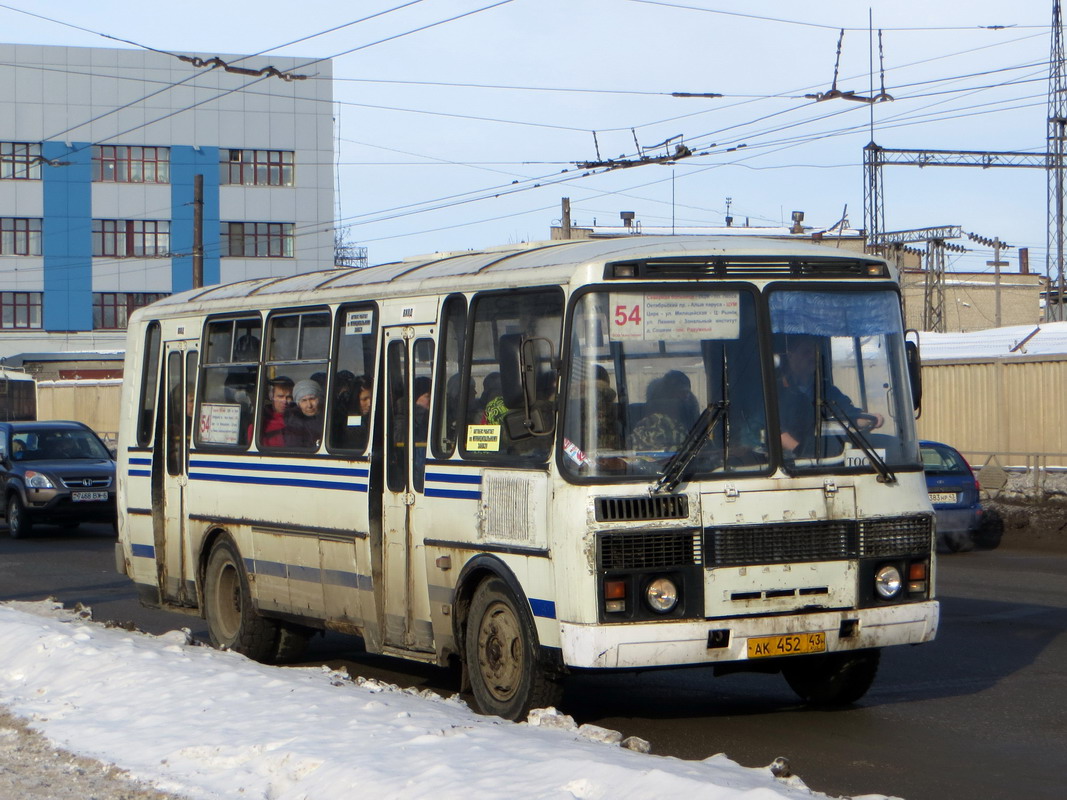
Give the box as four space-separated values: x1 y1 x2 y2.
72 491 108 502
928 492 958 504
747 632 826 659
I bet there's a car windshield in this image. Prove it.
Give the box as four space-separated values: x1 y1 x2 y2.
12 429 111 461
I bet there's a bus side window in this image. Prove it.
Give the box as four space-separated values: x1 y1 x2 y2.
137 322 161 447
433 294 466 458
328 304 377 453
198 317 261 448
461 288 562 461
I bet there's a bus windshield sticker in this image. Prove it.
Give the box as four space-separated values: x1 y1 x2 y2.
466 425 501 452
199 403 242 444
563 437 587 467
842 448 887 469
609 292 740 341
345 310 373 336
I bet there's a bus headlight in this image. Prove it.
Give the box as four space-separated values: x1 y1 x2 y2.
645 577 679 613
874 564 903 599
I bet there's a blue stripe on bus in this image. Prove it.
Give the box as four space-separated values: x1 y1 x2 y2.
130 543 155 559
189 472 368 492
425 471 482 485
129 470 151 478
189 459 369 478
129 457 152 466
528 598 556 619
425 487 481 500
246 558 373 591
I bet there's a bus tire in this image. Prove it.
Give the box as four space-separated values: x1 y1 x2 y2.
783 648 880 707
203 537 278 662
464 577 562 721
7 494 31 539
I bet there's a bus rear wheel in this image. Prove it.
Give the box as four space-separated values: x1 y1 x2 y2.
204 537 278 662
465 577 562 721
783 648 880 707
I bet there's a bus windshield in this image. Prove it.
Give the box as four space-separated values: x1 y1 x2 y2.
561 288 770 480
769 286 920 473
560 285 920 482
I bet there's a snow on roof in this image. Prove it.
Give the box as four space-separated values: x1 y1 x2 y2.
919 321 1067 360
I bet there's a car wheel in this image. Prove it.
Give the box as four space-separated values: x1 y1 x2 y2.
783 649 881 707
7 494 31 539
203 537 279 662
464 576 562 721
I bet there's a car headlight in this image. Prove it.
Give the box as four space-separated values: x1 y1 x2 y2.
874 564 903 599
645 577 679 613
24 470 56 490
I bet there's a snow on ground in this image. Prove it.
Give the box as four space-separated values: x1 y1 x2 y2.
0 601 896 800
918 320 1067 360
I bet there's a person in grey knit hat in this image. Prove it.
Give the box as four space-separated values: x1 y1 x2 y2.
285 379 324 448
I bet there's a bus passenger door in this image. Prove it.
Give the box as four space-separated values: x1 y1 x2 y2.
152 341 198 605
379 327 435 652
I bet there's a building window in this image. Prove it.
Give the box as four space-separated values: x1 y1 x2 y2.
0 218 42 256
93 292 169 330
92 220 171 257
220 149 294 186
92 145 170 183
0 142 41 180
222 222 294 257
0 292 42 329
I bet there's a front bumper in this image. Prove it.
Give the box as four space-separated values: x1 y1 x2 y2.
558 600 939 669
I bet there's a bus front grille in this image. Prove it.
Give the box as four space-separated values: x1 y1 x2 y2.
703 515 932 568
598 529 700 570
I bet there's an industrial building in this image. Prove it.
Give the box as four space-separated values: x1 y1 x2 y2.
0 43 334 362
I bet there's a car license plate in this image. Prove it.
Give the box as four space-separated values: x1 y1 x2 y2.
747 632 826 659
72 491 108 502
928 492 958 504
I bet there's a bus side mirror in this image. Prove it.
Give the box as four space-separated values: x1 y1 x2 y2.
905 336 922 413
499 334 556 438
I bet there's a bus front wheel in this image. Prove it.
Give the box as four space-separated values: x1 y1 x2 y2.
464 577 561 721
783 648 880 707
204 537 278 662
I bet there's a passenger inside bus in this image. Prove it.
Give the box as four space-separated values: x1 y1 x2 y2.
776 334 884 456
254 376 293 448
631 370 700 452
284 379 324 448
329 371 372 449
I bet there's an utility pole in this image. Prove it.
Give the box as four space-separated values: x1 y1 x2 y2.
987 238 1009 327
192 173 204 289
1051 0 1067 320
560 197 572 240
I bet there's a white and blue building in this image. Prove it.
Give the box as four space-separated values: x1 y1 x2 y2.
0 43 334 362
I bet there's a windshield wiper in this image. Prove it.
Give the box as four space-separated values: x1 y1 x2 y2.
651 402 727 495
821 399 896 484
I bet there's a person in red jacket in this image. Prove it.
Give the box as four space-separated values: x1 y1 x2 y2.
252 376 294 448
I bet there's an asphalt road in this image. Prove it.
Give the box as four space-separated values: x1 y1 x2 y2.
2 522 1064 800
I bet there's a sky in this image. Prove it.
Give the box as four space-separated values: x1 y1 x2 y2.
0 600 898 800
0 0 1060 273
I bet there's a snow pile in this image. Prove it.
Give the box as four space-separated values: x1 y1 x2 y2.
0 601 888 800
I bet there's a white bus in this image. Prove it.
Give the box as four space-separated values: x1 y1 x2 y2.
115 236 937 720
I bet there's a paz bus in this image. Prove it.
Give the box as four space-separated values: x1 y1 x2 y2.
115 235 938 720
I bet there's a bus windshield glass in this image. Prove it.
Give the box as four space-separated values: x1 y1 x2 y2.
769 287 920 473
561 288 770 480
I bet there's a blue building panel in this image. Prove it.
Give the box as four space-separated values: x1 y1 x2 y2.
41 141 93 331
171 146 221 292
